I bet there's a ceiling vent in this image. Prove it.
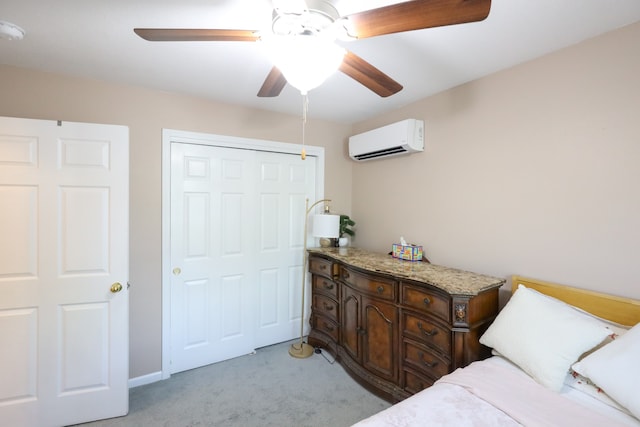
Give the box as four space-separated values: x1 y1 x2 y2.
349 119 424 162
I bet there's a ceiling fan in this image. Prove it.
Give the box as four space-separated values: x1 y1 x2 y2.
134 0 491 98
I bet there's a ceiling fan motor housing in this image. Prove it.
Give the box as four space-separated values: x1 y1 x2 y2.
272 0 340 36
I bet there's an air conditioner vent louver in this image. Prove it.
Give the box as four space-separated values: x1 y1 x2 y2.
353 146 407 161
349 119 424 162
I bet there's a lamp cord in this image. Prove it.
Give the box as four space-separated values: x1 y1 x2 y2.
314 347 336 364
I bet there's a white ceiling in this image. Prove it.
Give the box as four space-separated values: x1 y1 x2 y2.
1 0 640 124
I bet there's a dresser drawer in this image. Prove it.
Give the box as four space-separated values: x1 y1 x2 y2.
312 294 339 322
403 368 435 395
402 284 450 322
402 312 451 355
309 257 334 278
311 314 339 342
341 266 396 301
403 340 450 380
312 275 338 299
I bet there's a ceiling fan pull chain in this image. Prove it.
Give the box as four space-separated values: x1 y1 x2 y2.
301 93 309 160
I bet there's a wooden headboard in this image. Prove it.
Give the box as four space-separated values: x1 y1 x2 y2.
512 275 640 327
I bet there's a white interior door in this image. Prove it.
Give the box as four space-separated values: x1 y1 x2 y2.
169 141 316 374
253 150 316 347
0 117 129 427
169 143 257 373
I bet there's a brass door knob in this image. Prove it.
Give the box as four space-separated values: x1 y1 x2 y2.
110 282 123 293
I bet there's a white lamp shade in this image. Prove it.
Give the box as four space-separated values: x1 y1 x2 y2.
311 214 339 238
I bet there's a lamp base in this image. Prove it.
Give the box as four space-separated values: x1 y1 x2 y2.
319 237 333 248
289 342 315 358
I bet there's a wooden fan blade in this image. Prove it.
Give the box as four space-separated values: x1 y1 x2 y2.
257 67 288 97
339 51 403 97
345 0 491 39
133 28 260 42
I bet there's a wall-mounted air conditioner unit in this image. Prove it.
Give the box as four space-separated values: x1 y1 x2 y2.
348 119 424 162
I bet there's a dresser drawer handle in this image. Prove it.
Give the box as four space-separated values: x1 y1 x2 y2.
343 271 350 279
322 302 334 311
323 282 334 290
423 297 431 306
377 286 384 294
319 264 327 270
417 322 438 337
418 352 439 368
357 327 367 336
323 322 334 332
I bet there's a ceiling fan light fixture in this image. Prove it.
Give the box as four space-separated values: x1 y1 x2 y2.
0 20 25 41
133 0 492 98
265 35 345 94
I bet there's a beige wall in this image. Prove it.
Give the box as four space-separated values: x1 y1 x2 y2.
350 22 640 300
0 66 353 378
2 20 638 380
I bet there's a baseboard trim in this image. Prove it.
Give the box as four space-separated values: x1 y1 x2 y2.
129 371 163 388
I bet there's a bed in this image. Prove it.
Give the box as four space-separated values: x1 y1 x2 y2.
353 275 640 426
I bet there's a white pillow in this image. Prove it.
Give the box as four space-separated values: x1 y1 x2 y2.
479 285 611 391
572 323 640 419
563 370 630 414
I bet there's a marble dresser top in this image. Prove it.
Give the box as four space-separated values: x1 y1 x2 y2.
308 247 505 296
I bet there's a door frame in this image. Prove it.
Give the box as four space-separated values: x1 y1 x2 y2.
161 128 325 379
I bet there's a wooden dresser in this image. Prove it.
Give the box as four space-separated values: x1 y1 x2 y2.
307 248 504 402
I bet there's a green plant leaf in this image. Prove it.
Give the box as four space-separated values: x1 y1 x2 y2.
339 215 356 238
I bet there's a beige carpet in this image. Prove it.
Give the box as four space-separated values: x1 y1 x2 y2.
74 340 391 427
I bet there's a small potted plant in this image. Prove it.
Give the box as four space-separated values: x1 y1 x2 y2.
338 215 355 247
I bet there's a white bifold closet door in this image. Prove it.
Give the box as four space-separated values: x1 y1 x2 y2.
170 142 316 374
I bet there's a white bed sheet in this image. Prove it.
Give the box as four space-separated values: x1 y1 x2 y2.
353 380 519 427
352 356 640 427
